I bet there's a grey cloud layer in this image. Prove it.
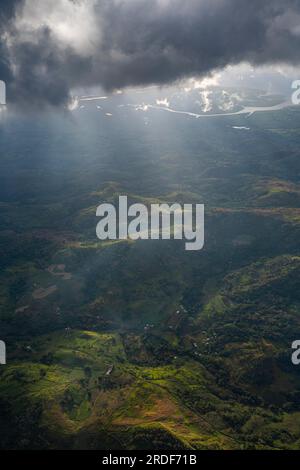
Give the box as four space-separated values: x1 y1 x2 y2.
1 0 300 107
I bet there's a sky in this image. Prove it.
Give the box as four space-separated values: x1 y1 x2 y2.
1 0 300 108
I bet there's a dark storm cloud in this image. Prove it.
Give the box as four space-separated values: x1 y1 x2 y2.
0 0 23 21
1 0 300 107
0 0 24 85
9 27 93 107
95 0 300 88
